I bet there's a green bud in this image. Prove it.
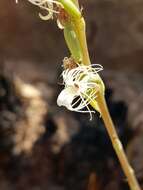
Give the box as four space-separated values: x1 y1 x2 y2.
64 23 82 62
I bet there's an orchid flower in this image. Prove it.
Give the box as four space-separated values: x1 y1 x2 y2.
57 64 104 120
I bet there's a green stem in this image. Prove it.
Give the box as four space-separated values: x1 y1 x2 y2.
93 92 141 190
59 0 81 18
73 17 91 65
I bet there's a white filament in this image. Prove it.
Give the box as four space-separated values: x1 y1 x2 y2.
16 0 61 20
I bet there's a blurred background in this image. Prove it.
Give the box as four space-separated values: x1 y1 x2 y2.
0 0 143 190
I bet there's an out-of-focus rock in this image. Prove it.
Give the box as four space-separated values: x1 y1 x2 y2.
13 78 47 155
51 112 79 154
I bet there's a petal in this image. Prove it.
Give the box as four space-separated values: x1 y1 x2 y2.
57 87 77 109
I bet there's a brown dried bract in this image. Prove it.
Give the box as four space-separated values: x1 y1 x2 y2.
56 7 70 26
63 57 78 70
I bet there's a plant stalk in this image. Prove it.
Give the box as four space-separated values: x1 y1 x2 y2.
73 17 91 65
94 92 141 190
59 0 81 18
60 2 141 189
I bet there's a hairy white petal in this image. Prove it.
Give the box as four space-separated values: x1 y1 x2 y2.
57 64 104 120
57 87 78 109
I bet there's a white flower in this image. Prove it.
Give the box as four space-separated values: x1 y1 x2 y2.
57 64 104 120
16 0 61 20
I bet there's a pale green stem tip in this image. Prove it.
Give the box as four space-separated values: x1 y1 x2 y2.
59 0 81 18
